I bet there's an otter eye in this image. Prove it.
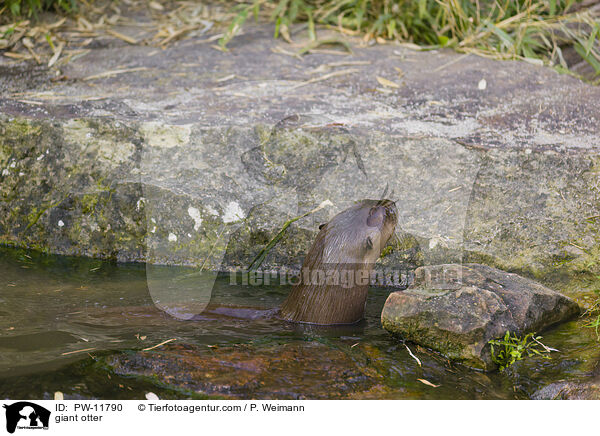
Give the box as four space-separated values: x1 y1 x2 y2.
366 236 373 250
319 223 326 230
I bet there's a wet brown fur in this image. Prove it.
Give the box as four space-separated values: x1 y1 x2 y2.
280 199 397 325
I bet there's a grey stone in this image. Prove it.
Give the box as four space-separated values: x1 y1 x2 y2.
0 26 599 283
381 264 580 370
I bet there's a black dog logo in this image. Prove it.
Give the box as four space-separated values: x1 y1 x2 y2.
3 402 50 434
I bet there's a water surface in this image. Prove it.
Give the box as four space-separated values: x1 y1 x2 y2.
1 247 598 399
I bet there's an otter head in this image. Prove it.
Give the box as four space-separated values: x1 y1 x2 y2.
318 199 398 266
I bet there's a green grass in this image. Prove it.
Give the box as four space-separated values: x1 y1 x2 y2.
1 1 598 80
0 0 77 17
584 280 600 339
489 331 555 371
220 0 600 81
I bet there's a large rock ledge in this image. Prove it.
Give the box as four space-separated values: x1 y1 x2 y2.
1 26 599 280
381 264 580 370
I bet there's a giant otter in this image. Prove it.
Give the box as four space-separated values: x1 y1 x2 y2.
200 199 397 326
280 199 397 325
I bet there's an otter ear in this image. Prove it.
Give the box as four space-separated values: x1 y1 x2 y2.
319 223 327 230
367 206 384 227
366 236 373 250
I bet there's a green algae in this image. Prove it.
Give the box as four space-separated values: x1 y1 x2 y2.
25 195 68 231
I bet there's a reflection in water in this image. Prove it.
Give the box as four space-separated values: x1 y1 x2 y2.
0 247 598 399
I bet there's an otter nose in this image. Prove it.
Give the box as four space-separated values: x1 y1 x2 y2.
385 201 398 222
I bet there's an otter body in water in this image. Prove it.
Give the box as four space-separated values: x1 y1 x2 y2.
280 199 397 325
198 199 397 326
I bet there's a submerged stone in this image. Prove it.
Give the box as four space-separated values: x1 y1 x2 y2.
381 264 580 370
107 342 387 399
532 378 600 400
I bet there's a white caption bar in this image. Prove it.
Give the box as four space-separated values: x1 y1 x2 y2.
0 399 595 435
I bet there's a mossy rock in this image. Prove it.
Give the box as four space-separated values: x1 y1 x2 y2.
381 264 580 370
